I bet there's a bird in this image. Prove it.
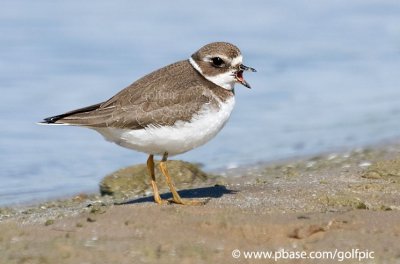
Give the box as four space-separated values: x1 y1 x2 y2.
40 42 256 205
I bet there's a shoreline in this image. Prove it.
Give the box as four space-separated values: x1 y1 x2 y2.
3 138 399 208
1 141 400 263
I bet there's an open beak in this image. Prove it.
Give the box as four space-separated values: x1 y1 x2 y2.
235 64 257 89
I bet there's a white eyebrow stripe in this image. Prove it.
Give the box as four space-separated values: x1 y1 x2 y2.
231 55 243 66
203 54 243 67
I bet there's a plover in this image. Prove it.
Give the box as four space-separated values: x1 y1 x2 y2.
40 42 256 205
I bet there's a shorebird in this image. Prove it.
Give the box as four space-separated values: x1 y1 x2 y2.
40 42 256 205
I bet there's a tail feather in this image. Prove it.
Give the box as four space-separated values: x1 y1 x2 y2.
39 102 103 125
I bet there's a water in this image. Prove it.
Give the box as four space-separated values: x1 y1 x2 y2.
1 0 400 205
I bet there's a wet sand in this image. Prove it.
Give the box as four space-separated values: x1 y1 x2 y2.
1 142 400 263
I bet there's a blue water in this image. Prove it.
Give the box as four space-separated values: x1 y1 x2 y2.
1 0 400 205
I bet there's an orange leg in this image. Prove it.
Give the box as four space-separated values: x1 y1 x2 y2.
159 152 205 205
147 154 167 204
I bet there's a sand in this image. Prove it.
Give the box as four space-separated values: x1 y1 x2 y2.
1 142 400 263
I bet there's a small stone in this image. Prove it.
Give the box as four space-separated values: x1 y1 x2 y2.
87 217 96 223
362 171 382 179
297 215 310 220
359 162 372 167
380 205 392 211
45 219 54 226
306 161 316 168
327 154 337 160
288 224 325 239
89 204 106 215
355 202 368 210
72 193 89 202
99 160 219 199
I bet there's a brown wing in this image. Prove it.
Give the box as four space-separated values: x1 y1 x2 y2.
42 60 216 129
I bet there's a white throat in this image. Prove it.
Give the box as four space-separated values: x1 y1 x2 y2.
189 57 239 91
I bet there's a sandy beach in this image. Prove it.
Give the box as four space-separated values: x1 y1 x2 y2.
1 142 400 263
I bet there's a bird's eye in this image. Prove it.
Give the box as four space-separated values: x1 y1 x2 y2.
211 57 225 67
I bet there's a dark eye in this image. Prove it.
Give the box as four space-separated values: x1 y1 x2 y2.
211 57 225 67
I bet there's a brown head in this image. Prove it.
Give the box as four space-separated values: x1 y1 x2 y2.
189 42 256 90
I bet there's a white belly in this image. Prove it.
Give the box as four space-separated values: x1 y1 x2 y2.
94 97 235 156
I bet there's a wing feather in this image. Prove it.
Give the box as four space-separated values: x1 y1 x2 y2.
41 60 217 129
